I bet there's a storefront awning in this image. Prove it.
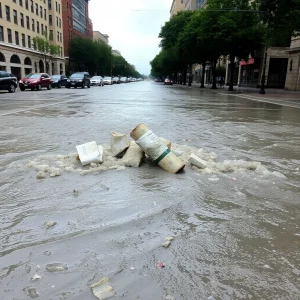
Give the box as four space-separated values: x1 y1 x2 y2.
240 58 254 66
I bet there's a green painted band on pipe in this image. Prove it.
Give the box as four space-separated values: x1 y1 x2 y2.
154 149 171 164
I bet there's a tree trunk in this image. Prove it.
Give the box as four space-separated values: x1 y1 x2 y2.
211 59 217 89
228 53 235 92
200 62 205 88
183 69 186 85
188 65 192 86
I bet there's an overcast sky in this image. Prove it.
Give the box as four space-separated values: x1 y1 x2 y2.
89 0 172 75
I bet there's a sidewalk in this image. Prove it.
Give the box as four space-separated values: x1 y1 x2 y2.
187 82 300 102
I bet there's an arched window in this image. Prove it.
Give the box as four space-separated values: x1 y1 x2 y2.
24 57 32 65
0 52 5 62
10 55 21 64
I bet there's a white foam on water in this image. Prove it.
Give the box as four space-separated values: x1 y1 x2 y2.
9 142 273 179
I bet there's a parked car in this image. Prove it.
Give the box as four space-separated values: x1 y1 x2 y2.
66 72 91 89
51 74 67 88
131 78 137 82
112 77 121 84
0 71 18 93
128 77 132 82
90 76 104 86
103 76 113 85
19 73 52 91
164 78 173 85
120 77 128 83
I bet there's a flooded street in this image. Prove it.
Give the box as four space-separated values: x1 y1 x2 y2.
1 82 300 300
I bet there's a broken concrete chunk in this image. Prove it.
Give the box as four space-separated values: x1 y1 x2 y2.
188 153 207 169
160 137 172 149
76 141 103 166
111 132 130 157
162 241 171 248
165 295 175 300
46 263 68 272
36 171 46 179
165 236 174 241
91 277 115 300
122 141 145 167
44 221 57 229
49 168 61 177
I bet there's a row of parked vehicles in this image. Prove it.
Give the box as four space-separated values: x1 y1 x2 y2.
0 70 143 93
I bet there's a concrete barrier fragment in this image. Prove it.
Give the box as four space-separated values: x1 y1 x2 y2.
122 141 145 167
91 277 115 300
111 132 130 157
188 153 207 169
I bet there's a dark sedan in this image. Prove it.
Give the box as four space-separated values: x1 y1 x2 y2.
51 75 68 88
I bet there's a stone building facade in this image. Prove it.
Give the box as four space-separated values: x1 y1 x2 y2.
285 37 300 90
0 0 65 79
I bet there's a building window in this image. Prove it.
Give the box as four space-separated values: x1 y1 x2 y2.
49 15 52 25
15 31 19 45
19 0 23 6
35 3 38 15
48 0 52 10
13 0 16 3
13 9 17 24
41 23 44 34
40 6 42 18
37 21 39 33
30 0 33 13
49 30 53 40
59 18 61 28
57 31 59 41
58 3 60 13
55 1 57 12
26 15 29 29
25 0 28 10
56 16 58 26
0 26 3 42
44 8 46 20
5 6 10 22
22 33 25 47
32 19 35 31
0 3 2 19
20 12 24 27
27 35 31 48
59 32 62 42
7 28 12 43
45 25 47 34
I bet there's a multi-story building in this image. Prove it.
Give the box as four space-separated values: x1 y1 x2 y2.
62 0 93 58
170 0 185 16
0 0 65 79
93 31 109 44
285 38 300 90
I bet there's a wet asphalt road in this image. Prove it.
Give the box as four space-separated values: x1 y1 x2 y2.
1 82 300 300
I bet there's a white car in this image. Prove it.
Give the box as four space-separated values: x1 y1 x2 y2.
90 76 104 86
120 77 128 83
103 76 113 85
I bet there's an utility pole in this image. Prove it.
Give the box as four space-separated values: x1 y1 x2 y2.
259 47 268 94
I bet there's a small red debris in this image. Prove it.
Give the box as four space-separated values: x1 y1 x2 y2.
157 262 165 268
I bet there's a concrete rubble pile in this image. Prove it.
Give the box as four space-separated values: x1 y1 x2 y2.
22 122 269 178
75 123 187 174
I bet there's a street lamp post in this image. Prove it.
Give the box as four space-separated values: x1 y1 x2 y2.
259 47 268 94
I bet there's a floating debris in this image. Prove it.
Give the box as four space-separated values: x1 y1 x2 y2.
46 263 68 272
44 221 57 229
91 277 115 300
31 274 41 281
162 241 171 248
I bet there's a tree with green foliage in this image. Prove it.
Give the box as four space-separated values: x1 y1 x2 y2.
204 0 264 90
159 11 195 84
32 33 60 73
255 0 300 46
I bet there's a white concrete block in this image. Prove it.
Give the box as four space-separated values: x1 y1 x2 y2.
188 153 207 169
76 141 103 166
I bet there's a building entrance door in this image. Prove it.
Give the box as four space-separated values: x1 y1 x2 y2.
267 58 288 88
11 67 21 80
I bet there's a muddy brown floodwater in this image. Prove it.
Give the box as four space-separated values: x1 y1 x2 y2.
0 83 300 300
